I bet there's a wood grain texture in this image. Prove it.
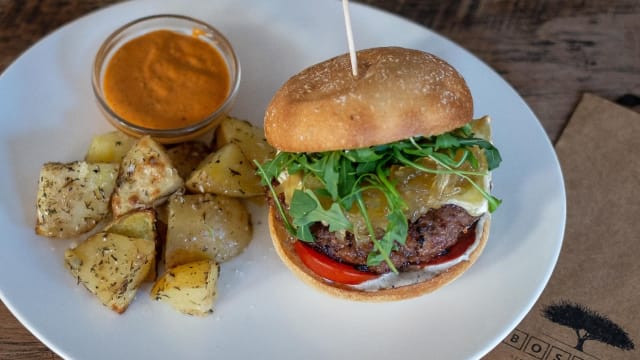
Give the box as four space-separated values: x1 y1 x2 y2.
0 311 57 359
0 0 638 359
359 0 640 141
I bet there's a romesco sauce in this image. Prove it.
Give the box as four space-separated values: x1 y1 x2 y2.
103 30 230 130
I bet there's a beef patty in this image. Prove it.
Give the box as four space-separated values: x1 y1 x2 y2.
308 204 478 274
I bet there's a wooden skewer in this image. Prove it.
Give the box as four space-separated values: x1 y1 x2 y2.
342 0 358 77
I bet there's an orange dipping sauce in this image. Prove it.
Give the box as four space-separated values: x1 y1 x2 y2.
103 29 230 130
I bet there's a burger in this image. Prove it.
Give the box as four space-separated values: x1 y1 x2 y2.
257 47 502 301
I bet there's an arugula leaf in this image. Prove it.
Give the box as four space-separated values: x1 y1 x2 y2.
321 152 340 200
435 133 460 150
354 192 398 272
429 151 467 169
355 161 377 176
290 189 352 233
254 159 296 235
296 225 314 242
458 123 473 137
288 189 317 217
466 149 479 169
484 147 502 171
338 156 356 209
458 138 502 170
258 152 288 184
344 148 383 162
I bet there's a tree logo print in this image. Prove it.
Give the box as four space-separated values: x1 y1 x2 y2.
542 300 635 352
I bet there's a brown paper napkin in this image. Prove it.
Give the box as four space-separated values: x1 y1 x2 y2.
485 93 639 360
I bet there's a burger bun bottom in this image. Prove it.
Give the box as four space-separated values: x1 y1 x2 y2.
268 206 491 301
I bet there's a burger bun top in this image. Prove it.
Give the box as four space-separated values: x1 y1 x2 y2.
264 47 473 152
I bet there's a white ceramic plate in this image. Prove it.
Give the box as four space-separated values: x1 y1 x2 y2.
0 1 566 359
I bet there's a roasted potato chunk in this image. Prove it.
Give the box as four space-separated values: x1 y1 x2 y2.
185 142 263 197
104 210 158 281
151 260 219 316
214 116 275 164
36 161 118 238
104 210 156 240
85 131 136 163
111 135 183 217
166 141 210 179
64 232 155 313
164 193 252 268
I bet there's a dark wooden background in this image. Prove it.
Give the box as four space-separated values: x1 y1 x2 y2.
1 0 638 358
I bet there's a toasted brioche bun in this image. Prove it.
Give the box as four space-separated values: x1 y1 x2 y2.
264 47 489 301
264 47 473 152
268 207 490 301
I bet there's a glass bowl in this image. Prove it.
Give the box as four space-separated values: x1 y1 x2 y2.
92 14 241 144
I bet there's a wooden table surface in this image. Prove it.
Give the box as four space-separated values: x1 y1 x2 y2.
0 1 638 359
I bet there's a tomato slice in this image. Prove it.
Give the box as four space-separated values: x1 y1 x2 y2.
293 241 379 285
